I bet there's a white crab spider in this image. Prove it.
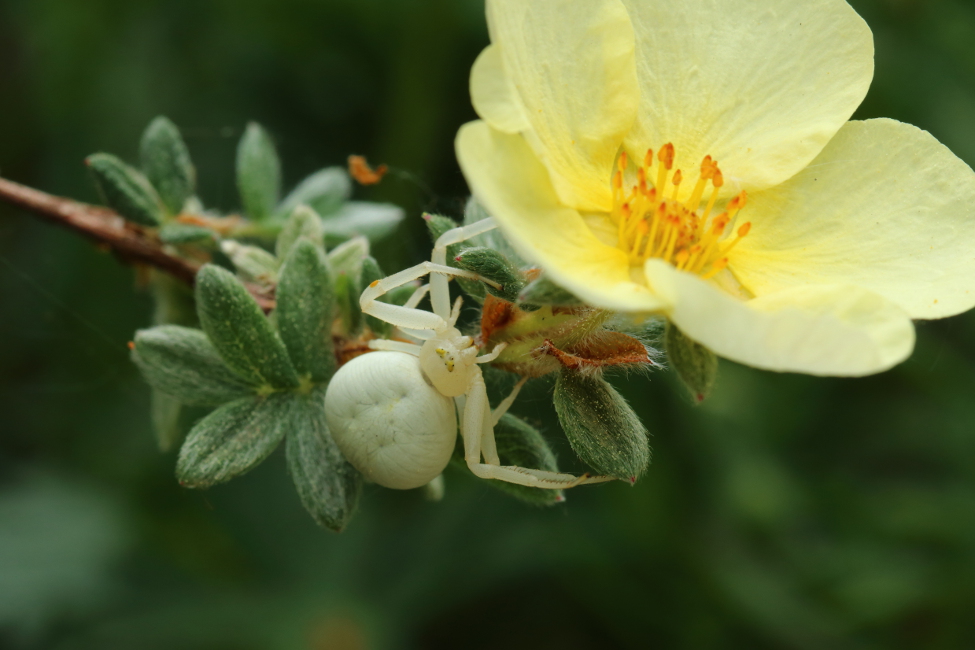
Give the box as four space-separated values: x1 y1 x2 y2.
323 218 613 492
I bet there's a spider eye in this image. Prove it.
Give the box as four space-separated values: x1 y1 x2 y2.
435 347 455 372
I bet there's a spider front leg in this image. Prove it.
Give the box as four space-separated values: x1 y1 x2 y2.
359 261 487 333
430 217 498 319
461 366 614 489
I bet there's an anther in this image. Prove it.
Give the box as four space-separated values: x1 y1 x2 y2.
619 151 628 171
658 143 675 170
702 257 729 280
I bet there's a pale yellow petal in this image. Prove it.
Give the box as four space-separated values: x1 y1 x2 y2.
622 0 873 195
645 260 914 376
734 119 975 320
485 0 638 212
457 120 666 312
470 45 530 135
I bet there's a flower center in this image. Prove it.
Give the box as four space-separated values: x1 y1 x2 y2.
611 144 750 279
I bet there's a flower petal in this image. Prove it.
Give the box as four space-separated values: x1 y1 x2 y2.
622 0 873 195
734 119 975 320
645 259 914 376
469 45 531 135
485 0 639 212
457 120 666 312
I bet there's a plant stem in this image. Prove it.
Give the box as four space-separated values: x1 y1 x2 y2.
0 176 275 311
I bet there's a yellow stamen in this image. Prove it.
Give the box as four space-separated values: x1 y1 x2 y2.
701 257 729 280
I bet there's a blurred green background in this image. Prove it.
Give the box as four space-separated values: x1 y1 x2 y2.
2 0 975 647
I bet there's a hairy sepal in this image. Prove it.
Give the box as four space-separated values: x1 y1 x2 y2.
665 321 718 404
553 371 650 481
454 246 525 303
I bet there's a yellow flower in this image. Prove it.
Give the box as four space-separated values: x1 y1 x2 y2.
456 0 975 376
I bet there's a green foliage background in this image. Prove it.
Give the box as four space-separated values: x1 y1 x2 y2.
2 0 975 647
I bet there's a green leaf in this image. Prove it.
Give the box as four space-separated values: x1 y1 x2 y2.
325 236 369 281
151 389 185 452
333 272 362 337
518 276 582 308
139 116 195 215
176 394 293 488
285 389 362 532
553 371 650 481
360 256 391 338
158 223 214 245
132 325 255 405
85 153 164 226
321 202 404 245
236 122 281 221
665 321 719 403
276 240 336 383
195 265 299 389
423 213 485 303
220 241 280 285
276 205 325 259
454 246 525 303
489 413 564 506
278 167 351 217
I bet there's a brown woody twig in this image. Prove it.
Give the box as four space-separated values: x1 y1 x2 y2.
0 176 275 311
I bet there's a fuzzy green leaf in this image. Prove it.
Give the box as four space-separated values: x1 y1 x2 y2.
424 213 485 303
285 388 362 532
326 236 369 282
454 246 525 303
86 153 164 226
665 321 718 404
276 205 325 259
553 371 650 481
158 223 214 245
276 240 336 383
220 241 280 285
321 202 404 245
176 393 293 488
236 122 281 221
360 256 391 338
489 414 564 506
132 325 255 405
140 116 195 215
278 167 351 217
195 265 299 389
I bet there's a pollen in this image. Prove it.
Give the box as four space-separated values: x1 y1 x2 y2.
611 144 750 279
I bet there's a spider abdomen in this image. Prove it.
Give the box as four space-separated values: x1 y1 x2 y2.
324 351 457 490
